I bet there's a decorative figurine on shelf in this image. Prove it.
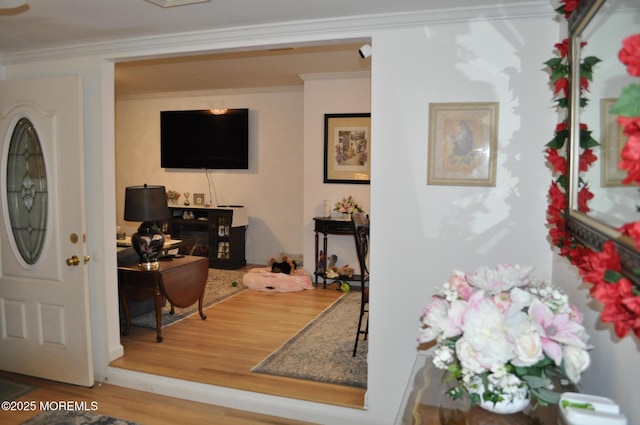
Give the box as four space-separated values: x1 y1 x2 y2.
316 250 326 272
183 192 190 206
327 254 338 269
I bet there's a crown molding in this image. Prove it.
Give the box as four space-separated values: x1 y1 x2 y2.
116 85 303 101
1 2 554 65
299 71 371 82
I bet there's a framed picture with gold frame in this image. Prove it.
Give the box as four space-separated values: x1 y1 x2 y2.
601 98 626 187
427 102 498 187
323 113 371 184
193 193 205 206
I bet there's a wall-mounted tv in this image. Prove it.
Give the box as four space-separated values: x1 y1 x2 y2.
160 108 249 169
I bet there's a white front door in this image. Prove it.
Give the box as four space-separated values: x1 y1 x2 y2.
0 75 94 387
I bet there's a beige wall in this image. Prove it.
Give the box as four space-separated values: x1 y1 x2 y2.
302 73 372 271
115 87 307 266
116 74 373 271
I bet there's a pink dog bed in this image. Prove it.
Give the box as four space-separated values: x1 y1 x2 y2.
242 267 314 292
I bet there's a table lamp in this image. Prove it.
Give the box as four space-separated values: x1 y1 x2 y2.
124 184 170 271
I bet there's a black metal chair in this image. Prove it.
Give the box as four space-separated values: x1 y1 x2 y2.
351 212 369 357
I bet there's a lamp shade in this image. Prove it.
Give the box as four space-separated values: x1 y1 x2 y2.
124 184 170 222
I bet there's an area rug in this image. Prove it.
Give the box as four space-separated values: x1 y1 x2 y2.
251 289 368 388
20 410 140 425
129 267 248 329
0 376 37 401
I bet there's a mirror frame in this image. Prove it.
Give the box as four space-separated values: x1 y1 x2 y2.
566 0 640 286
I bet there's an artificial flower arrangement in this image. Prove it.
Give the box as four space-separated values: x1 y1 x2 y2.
166 189 181 203
419 265 591 411
333 195 363 214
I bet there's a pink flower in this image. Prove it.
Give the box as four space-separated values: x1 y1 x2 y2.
419 297 465 342
449 271 475 301
529 298 588 366
492 292 512 313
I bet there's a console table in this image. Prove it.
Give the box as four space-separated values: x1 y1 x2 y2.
313 216 360 287
118 255 208 342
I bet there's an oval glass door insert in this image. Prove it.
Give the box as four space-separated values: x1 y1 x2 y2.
6 117 48 264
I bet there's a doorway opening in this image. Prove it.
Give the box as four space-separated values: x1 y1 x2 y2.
111 41 371 408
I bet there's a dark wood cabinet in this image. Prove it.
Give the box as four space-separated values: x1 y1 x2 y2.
165 206 247 269
313 216 361 287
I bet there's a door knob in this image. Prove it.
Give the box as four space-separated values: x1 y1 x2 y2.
84 255 91 264
66 255 80 266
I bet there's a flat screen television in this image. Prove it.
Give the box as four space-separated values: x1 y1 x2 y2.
160 108 249 169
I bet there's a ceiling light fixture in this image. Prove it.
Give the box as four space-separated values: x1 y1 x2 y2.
145 0 209 7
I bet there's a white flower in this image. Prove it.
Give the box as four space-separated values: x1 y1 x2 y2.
503 307 544 367
433 346 455 369
455 338 486 374
563 345 590 383
509 287 533 311
467 264 533 294
461 293 514 368
512 330 544 367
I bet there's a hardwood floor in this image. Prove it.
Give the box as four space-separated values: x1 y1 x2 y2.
0 370 314 425
109 277 367 410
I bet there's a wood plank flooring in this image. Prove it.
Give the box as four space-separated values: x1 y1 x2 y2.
0 370 314 425
109 280 367 410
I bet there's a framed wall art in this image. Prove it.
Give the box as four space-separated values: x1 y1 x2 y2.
324 113 371 184
193 193 205 206
600 98 626 187
427 102 498 187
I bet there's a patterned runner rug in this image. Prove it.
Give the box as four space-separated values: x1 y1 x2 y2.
0 376 37 402
20 411 140 425
251 289 368 388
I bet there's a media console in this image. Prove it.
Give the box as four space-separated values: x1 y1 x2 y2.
165 206 248 269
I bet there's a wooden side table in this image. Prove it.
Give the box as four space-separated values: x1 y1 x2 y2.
118 255 208 342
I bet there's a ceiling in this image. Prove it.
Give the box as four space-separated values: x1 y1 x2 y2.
0 0 547 95
114 43 371 96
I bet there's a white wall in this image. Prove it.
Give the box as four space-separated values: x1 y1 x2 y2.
365 18 558 422
302 73 371 273
4 9 639 425
115 88 305 266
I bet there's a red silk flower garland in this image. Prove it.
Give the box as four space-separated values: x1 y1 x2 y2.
545 1 640 339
